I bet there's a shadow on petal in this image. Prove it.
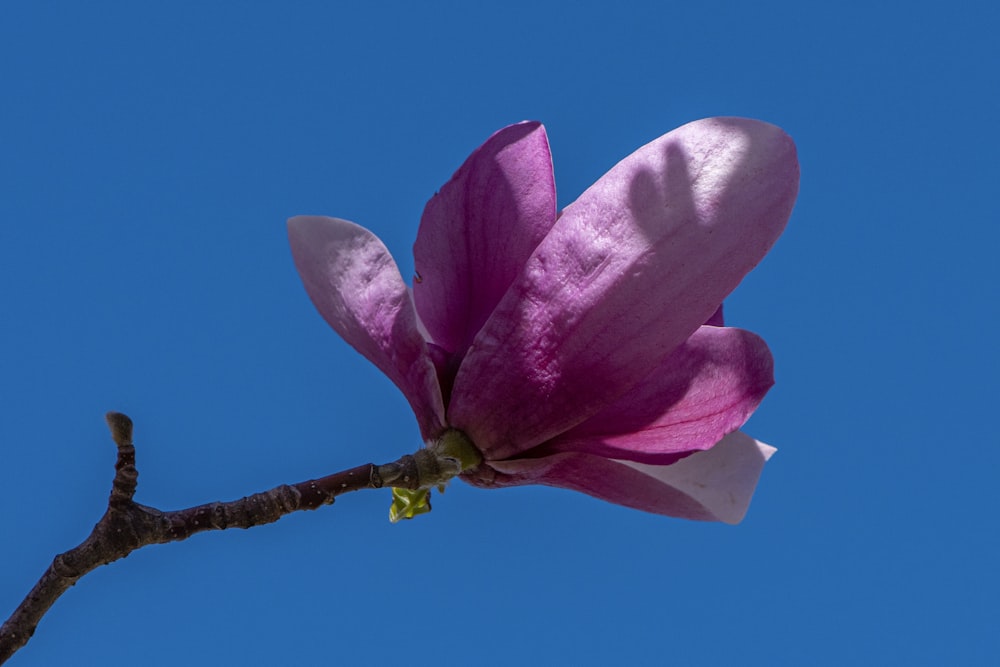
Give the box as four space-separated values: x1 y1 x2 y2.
450 119 797 460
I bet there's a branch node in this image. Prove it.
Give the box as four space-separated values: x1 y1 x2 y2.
376 454 420 490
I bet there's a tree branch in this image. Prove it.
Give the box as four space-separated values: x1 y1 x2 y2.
0 412 437 664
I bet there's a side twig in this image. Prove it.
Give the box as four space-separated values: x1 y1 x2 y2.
0 412 439 664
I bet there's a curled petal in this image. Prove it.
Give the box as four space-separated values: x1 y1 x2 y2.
288 216 445 439
413 122 556 356
465 431 775 524
451 118 799 458
541 326 773 464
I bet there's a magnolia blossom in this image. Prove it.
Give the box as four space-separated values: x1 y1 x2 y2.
289 118 799 523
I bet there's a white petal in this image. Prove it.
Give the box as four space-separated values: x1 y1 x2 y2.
615 431 775 524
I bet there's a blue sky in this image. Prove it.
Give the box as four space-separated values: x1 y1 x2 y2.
1 2 997 665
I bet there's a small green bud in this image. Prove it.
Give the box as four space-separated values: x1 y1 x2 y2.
385 429 483 523
389 488 434 523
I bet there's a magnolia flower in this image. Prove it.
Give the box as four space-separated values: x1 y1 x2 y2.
289 118 798 523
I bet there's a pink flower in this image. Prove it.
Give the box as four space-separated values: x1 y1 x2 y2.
289 118 799 523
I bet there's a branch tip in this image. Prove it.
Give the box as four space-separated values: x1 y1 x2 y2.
105 412 133 447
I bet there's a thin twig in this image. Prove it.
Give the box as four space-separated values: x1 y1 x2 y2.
0 412 431 664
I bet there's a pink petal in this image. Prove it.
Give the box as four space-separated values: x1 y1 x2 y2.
464 431 775 523
413 122 556 356
541 326 773 464
450 118 799 458
288 216 445 439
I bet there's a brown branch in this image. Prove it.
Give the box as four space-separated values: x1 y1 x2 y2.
0 412 435 664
